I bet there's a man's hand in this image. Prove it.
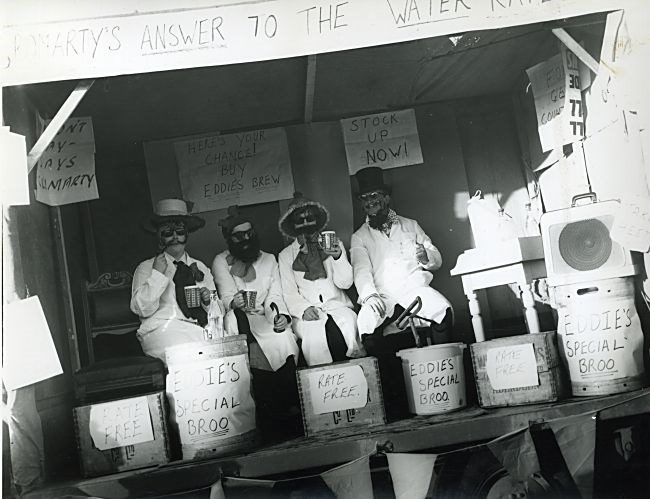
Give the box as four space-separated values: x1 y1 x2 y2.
415 243 429 264
273 314 289 331
364 294 386 318
302 306 321 321
231 291 246 309
153 253 168 274
322 241 342 260
200 287 212 305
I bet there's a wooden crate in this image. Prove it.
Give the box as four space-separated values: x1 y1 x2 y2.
470 331 567 408
297 357 386 437
73 391 171 477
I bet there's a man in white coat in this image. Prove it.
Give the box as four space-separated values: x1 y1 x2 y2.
131 199 217 363
278 193 364 366
212 207 300 434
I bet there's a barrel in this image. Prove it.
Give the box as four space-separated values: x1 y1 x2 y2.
165 335 259 460
397 343 467 415
553 276 646 396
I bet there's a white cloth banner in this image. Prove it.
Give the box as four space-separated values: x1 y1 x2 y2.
2 0 623 86
341 109 423 174
174 128 294 212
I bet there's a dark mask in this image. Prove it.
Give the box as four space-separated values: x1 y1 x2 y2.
228 234 261 263
368 207 390 229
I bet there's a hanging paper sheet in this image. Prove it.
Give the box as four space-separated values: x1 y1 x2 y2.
174 128 294 212
35 116 98 206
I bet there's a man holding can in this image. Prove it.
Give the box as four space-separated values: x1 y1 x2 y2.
278 193 365 366
131 198 217 363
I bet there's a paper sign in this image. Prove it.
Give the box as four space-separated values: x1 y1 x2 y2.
174 128 294 212
308 365 368 415
611 195 650 253
341 109 423 174
486 344 539 391
405 355 464 411
88 396 154 450
0 129 30 205
166 353 256 444
2 296 63 391
527 48 586 153
557 298 645 383
35 117 98 206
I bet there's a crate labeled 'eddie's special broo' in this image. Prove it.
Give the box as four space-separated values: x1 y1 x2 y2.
297 356 385 437
73 390 171 477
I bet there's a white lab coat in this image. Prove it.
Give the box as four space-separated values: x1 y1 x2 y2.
212 250 299 371
131 252 215 362
350 215 452 336
278 240 364 365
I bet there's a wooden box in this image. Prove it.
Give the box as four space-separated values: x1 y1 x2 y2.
470 331 567 408
296 357 386 437
73 391 171 477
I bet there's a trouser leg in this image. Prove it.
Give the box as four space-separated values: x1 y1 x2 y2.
430 307 454 345
233 308 255 344
325 315 349 362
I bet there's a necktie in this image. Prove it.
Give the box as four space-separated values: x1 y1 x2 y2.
173 260 208 326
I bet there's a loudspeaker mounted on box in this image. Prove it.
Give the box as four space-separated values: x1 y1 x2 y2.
540 193 639 287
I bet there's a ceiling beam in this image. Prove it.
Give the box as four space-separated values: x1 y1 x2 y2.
552 28 599 73
304 55 317 123
27 79 94 173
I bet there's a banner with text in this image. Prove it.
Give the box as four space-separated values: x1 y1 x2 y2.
174 128 294 212
166 353 256 445
341 109 423 174
1 0 622 86
35 116 98 206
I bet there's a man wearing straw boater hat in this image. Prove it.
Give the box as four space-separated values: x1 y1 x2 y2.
131 198 218 363
278 193 365 366
212 206 301 431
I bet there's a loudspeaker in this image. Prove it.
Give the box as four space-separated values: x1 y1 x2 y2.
540 194 638 286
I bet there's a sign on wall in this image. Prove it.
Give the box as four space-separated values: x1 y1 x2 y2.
35 116 99 207
174 127 294 212
1 1 621 86
341 109 423 174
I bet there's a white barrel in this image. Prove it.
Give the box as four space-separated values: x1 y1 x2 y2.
553 276 646 396
397 343 467 415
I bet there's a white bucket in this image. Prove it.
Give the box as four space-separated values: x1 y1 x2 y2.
397 343 467 415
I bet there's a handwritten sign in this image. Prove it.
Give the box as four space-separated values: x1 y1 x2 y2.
1 0 622 86
2 296 63 391
341 109 423 174
407 355 464 412
611 195 650 253
486 343 539 391
561 47 586 144
174 128 294 212
166 354 256 444
35 117 98 206
308 365 368 415
557 298 645 384
88 396 154 450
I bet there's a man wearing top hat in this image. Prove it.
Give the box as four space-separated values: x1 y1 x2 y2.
212 206 299 372
351 166 453 345
131 198 218 363
278 193 365 366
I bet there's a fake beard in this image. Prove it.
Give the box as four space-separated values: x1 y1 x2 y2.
158 234 187 252
368 206 390 229
228 235 261 263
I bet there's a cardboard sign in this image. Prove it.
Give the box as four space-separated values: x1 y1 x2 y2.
2 296 63 391
0 128 29 205
35 117 98 206
307 365 368 415
341 109 423 174
166 353 256 444
174 128 294 212
486 343 539 391
405 354 464 412
88 396 155 450
611 195 650 253
2 0 622 86
557 298 645 383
